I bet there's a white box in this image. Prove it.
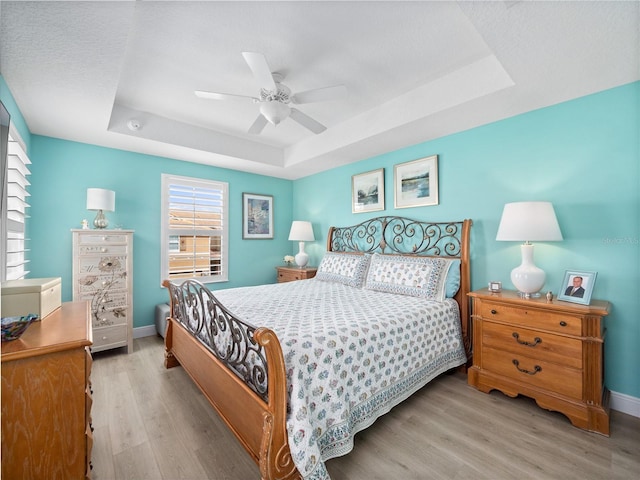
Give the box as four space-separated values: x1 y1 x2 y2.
1 277 62 319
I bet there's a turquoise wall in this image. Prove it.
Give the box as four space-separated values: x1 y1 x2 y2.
293 82 640 398
2 74 638 398
25 137 293 329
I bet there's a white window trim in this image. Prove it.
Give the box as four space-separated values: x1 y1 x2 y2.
161 173 229 286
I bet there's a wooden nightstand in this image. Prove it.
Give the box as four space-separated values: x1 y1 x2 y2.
276 266 317 283
468 289 611 435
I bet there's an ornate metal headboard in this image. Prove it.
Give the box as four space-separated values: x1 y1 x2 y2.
327 216 473 364
327 216 468 257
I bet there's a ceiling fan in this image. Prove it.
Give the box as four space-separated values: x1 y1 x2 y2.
195 52 347 135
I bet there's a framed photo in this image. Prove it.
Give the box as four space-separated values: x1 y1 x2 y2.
352 168 385 213
393 154 439 208
557 270 597 305
242 193 273 239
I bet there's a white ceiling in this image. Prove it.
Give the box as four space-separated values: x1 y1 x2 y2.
1 1 638 180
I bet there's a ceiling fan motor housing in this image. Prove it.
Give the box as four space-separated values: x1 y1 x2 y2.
260 82 291 104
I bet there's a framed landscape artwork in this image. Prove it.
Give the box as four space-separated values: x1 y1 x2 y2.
352 168 385 213
242 193 273 239
393 155 439 208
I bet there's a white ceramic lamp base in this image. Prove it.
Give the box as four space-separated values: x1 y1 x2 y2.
511 243 545 298
294 241 309 268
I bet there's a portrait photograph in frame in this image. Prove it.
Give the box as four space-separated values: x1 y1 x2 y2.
242 193 273 239
394 154 439 208
352 168 385 213
557 270 597 305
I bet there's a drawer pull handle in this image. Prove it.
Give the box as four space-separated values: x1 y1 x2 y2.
512 359 541 376
490 309 497 315
559 321 567 327
512 332 542 347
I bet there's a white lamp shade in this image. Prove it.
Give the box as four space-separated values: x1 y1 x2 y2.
260 101 291 126
86 188 115 212
496 202 562 242
288 221 315 242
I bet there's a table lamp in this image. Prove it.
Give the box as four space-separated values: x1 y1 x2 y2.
496 201 563 297
86 188 115 229
288 221 315 268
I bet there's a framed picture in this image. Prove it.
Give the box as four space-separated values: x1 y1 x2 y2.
242 193 273 239
393 154 439 208
557 270 597 305
352 168 385 213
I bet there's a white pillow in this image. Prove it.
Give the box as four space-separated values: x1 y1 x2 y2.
364 253 452 302
315 252 371 288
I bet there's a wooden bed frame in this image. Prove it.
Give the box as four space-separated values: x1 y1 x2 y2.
163 216 472 480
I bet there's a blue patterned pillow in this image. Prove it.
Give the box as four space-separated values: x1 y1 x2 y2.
315 252 371 288
364 254 452 301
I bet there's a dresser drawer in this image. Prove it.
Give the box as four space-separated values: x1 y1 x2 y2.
78 244 128 255
483 346 582 400
479 301 582 336
92 307 128 328
482 321 583 369
78 233 129 245
93 324 128 350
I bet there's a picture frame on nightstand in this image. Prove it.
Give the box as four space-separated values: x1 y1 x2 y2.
557 270 597 305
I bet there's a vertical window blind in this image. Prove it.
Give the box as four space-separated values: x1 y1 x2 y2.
161 174 229 284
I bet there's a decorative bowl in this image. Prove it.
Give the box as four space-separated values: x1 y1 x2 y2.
1 314 39 341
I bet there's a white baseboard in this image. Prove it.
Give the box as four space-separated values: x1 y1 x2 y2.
130 323 640 420
610 390 640 418
133 325 158 339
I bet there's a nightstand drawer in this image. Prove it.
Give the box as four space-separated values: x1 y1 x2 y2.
483 346 582 400
483 322 583 369
479 302 582 336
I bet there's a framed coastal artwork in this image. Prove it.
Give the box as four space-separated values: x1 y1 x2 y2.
242 193 273 239
352 168 385 213
393 155 439 208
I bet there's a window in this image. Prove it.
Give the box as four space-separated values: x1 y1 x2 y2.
161 174 228 284
1 118 31 282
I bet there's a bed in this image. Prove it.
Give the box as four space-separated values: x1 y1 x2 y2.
163 216 472 480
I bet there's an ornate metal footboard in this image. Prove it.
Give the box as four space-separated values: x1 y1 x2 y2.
164 279 269 402
162 279 299 480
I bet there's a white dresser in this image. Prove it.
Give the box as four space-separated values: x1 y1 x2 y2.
72 229 134 353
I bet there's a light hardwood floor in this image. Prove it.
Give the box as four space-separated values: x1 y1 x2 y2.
91 336 640 479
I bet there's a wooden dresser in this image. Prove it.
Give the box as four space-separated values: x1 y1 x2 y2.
276 266 317 283
72 229 133 353
1 301 93 479
468 289 611 435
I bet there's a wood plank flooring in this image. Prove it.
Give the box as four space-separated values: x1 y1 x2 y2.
91 336 640 479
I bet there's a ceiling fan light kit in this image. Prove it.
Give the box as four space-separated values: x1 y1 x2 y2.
260 101 291 126
195 52 347 135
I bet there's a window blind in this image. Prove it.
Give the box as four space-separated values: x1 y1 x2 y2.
161 174 229 284
2 134 31 281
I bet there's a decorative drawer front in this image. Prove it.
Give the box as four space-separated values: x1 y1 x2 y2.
78 233 129 245
77 276 128 296
78 244 128 256
93 324 128 349
479 302 582 336
92 308 128 328
482 346 582 400
76 255 128 276
78 290 128 310
482 321 583 369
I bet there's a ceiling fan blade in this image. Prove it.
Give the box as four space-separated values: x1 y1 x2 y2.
195 90 257 102
289 108 327 134
242 52 277 91
292 85 347 105
248 114 268 135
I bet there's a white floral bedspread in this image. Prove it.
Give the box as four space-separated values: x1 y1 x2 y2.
212 279 466 480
